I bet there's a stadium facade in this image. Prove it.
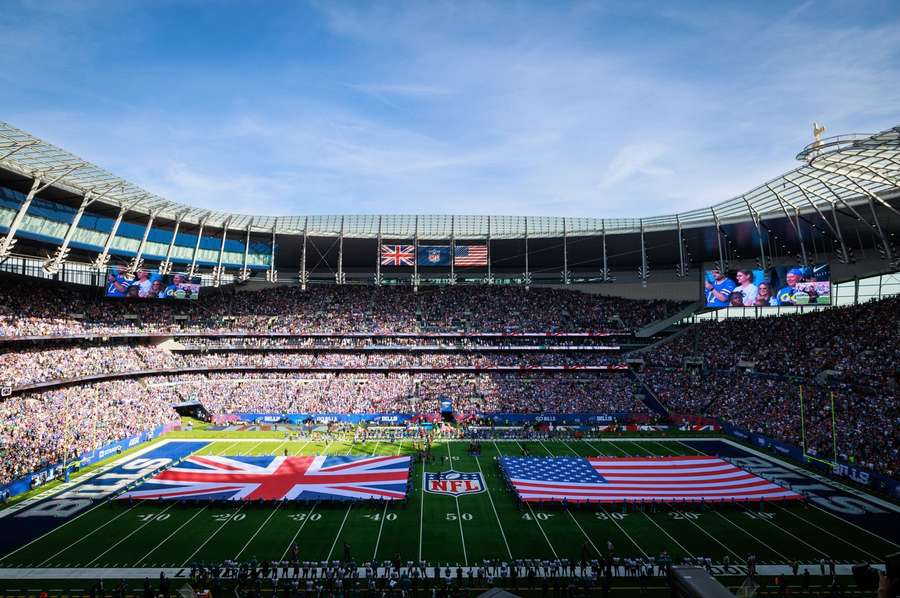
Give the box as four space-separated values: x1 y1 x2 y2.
0 122 898 299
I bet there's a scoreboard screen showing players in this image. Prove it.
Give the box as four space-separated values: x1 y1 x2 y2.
704 264 830 308
104 267 202 300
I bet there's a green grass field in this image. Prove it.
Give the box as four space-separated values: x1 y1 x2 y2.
1 436 896 575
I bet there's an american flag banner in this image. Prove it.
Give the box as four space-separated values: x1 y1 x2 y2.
118 455 411 502
454 245 488 266
499 456 802 503
380 244 416 266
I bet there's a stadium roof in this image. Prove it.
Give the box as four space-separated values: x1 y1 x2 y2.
0 121 898 239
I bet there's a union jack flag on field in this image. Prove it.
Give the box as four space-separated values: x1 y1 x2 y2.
118 455 411 502
380 244 416 266
454 245 488 266
499 456 802 503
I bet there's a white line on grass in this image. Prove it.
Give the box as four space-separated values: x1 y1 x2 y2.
641 511 695 558
771 503 883 561
711 511 789 561
372 441 404 561
326 507 352 562
234 502 283 561
181 504 246 566
507 440 558 559
446 441 468 566
132 505 209 567
293 438 312 455
35 503 142 567
280 504 318 561
473 451 513 559
85 503 177 566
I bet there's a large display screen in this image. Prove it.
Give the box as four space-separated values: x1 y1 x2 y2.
105 267 201 300
704 264 830 308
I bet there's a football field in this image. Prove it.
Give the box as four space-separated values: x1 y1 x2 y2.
1 436 897 579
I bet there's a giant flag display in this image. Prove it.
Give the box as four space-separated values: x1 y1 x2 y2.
454 245 488 266
118 455 411 501
380 244 416 266
499 456 802 503
417 245 451 266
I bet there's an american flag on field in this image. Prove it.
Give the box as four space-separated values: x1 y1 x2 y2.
499 456 802 503
381 244 416 266
454 245 488 266
118 455 411 502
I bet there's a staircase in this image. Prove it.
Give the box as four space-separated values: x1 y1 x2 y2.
634 299 704 338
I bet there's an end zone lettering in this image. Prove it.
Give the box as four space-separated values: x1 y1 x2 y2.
425 471 485 496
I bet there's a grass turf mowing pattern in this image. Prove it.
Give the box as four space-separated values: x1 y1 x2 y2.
1 439 896 570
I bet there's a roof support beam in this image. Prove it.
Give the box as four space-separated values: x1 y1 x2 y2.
212 219 231 287
412 215 419 291
523 217 530 289
42 183 122 274
782 180 851 264
126 212 157 277
674 215 688 278
375 216 383 286
336 216 345 285
158 213 186 275
238 224 252 282
485 217 493 285
92 204 129 271
299 217 308 291
0 140 38 162
638 219 649 286
741 196 771 270
599 220 612 282
767 184 809 267
187 217 208 280
0 170 76 258
561 218 570 285
266 222 278 284
449 215 456 285
710 208 728 273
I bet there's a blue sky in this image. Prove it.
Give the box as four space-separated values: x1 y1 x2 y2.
2 0 899 218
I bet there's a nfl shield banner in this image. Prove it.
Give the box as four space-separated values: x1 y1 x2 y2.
424 471 485 496
416 246 451 266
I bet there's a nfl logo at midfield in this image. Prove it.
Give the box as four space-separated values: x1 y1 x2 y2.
425 471 485 496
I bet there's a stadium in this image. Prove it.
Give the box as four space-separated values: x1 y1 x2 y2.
1 3 899 598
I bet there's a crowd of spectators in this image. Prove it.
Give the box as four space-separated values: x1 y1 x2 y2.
642 294 900 388
0 278 687 337
639 368 899 479
0 381 179 486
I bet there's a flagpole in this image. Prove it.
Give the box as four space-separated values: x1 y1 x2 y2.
450 215 455 285
830 390 838 464
413 215 419 291
376 215 382 285
486 217 492 284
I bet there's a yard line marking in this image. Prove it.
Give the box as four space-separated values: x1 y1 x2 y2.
641 511 695 558
583 439 611 456
324 443 359 563
418 460 425 562
326 506 352 562
372 502 389 561
181 504 246 566
446 441 468 566
473 454 513 559
34 503 142 567
212 440 242 455
0 500 113 562
560 440 581 457
807 503 900 549
711 511 789 561
628 440 655 456
279 503 318 561
270 439 289 456
234 501 283 561
293 438 312 455
85 503 177 566
506 440 558 559
372 441 405 561
680 512 746 563
565 510 601 557
243 439 268 455
133 505 209 567
771 503 883 561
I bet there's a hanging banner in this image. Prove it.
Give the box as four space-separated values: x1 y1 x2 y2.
417 245 451 266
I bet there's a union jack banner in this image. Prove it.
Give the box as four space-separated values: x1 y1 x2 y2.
499 456 803 503
118 455 411 502
380 244 415 266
